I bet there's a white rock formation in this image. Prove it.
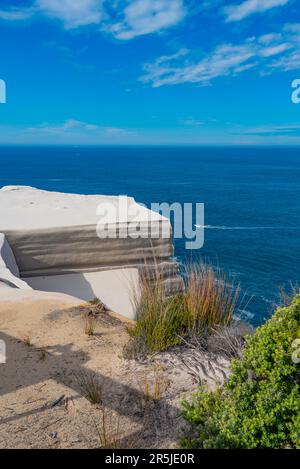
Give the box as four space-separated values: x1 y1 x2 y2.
0 186 182 318
0 233 32 290
26 268 140 320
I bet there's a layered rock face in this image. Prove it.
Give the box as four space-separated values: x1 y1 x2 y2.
0 233 32 290
0 186 182 294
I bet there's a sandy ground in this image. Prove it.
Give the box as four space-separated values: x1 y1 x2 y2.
0 293 229 449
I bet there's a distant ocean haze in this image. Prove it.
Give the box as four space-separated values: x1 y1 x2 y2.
0 145 299 326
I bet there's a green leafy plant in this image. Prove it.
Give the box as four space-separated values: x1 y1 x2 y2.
181 294 300 449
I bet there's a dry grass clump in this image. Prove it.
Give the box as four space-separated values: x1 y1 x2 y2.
89 298 107 313
92 408 138 449
95 409 137 449
22 335 32 347
142 365 170 402
78 408 137 449
279 282 300 307
83 312 98 336
75 370 103 405
125 262 240 358
96 409 122 449
207 322 253 359
184 264 239 329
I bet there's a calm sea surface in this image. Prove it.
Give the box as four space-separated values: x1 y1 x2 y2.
0 146 299 326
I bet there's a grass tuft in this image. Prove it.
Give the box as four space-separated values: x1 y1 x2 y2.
22 335 32 347
279 282 300 307
184 263 239 329
83 312 98 336
142 365 170 402
125 262 240 358
75 370 103 405
96 409 122 449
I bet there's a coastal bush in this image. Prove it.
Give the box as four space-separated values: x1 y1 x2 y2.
125 263 239 358
181 294 300 449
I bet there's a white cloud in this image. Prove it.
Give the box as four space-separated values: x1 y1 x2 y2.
0 0 103 29
231 123 300 136
258 33 283 45
0 119 135 144
269 50 300 71
285 23 300 33
182 118 204 126
0 0 185 37
141 43 256 87
36 0 102 29
107 0 185 40
141 23 300 87
0 7 34 21
2 119 300 145
224 0 290 22
269 23 300 71
259 43 291 57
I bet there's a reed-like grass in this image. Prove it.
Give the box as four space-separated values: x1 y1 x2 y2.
94 408 137 449
127 270 188 354
75 370 103 405
142 365 170 402
184 263 239 329
125 262 240 358
279 282 300 307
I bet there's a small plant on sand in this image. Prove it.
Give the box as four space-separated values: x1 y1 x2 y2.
181 295 300 449
89 298 107 313
22 335 32 347
89 297 102 306
125 263 240 358
143 365 170 402
76 370 103 405
83 312 98 336
93 408 138 449
38 349 47 361
96 409 123 449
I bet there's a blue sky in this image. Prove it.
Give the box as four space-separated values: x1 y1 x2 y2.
0 0 300 145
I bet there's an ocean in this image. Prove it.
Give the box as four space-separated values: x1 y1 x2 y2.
0 145 299 326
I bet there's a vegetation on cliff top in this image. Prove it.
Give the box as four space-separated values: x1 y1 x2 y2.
124 263 240 358
181 294 300 449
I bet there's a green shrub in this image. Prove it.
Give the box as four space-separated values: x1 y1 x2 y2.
181 294 300 449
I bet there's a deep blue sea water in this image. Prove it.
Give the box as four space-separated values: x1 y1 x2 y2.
0 146 299 326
